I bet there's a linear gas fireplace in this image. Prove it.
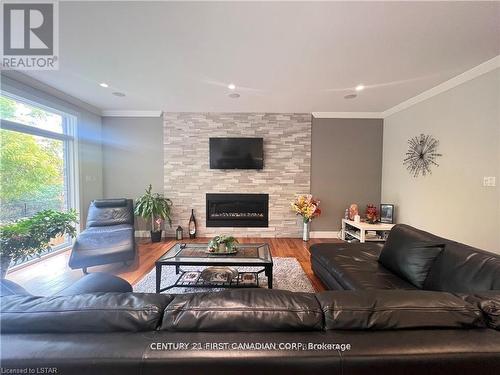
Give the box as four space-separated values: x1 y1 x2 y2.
206 193 269 228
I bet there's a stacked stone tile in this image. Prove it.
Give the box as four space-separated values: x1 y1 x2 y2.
163 113 311 237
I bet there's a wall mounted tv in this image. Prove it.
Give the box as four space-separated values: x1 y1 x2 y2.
209 137 264 169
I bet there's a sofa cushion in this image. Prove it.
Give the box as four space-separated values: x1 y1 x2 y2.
0 293 173 333
317 290 485 330
68 225 135 269
93 199 128 208
378 230 444 288
0 279 31 297
310 243 418 290
383 225 500 292
86 199 134 227
160 289 323 331
425 243 500 292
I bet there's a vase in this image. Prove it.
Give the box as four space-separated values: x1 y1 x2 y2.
1 256 12 279
218 243 227 253
150 230 162 243
303 221 310 241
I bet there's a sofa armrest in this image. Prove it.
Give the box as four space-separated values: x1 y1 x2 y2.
53 273 132 296
0 279 32 297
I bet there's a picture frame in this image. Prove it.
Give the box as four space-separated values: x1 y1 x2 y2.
380 204 394 224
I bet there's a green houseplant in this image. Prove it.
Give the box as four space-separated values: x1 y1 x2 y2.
134 184 173 243
208 235 239 253
0 209 78 278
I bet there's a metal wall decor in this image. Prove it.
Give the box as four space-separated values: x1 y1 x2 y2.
403 134 442 177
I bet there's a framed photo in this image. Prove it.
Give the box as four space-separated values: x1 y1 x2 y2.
380 204 394 224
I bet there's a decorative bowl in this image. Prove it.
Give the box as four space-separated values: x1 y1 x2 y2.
200 266 238 283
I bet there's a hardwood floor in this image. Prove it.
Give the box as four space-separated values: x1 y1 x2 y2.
7 237 340 295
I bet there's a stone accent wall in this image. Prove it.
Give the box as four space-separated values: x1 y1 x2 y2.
163 113 311 237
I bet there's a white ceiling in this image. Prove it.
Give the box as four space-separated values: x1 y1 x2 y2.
23 1 500 113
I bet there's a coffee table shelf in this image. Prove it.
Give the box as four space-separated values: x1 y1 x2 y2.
168 270 262 290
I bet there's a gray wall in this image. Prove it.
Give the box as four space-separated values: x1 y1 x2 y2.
1 73 103 229
311 117 383 231
102 116 164 231
382 68 500 253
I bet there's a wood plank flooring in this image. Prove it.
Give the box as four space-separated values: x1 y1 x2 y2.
7 237 339 295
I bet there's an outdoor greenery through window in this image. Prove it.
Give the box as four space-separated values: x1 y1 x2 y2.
0 94 77 264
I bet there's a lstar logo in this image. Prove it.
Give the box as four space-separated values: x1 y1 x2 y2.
1 0 59 70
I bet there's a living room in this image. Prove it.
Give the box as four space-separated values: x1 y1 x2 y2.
1 1 500 374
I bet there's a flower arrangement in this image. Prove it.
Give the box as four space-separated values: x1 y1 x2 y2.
365 204 379 224
208 235 239 253
291 194 321 223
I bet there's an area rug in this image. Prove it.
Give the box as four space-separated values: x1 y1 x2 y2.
133 257 315 294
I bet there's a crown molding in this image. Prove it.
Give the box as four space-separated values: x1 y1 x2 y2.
1 70 102 116
101 110 163 117
312 112 383 119
382 55 500 118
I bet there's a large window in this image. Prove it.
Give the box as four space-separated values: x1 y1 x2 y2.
0 93 78 262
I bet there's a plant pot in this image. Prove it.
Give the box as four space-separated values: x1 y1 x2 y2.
303 221 310 242
218 243 227 253
150 230 162 243
1 256 12 279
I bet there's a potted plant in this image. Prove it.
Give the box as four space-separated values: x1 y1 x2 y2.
208 235 239 253
291 194 321 241
0 209 79 278
134 184 173 242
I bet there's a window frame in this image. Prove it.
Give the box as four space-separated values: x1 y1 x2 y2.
0 90 80 269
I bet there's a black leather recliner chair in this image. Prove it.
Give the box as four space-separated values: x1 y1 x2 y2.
68 199 136 273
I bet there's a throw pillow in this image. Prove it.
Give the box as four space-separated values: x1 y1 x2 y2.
379 239 444 288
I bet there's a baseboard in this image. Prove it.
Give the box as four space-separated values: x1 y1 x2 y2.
134 230 340 238
310 231 341 239
136 230 341 239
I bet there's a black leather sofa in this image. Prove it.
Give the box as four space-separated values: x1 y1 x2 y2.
310 224 500 292
68 198 136 273
1 224 500 374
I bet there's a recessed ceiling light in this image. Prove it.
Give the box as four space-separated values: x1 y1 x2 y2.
344 93 357 99
228 83 236 90
355 84 365 92
99 82 109 88
112 92 126 97
228 93 240 99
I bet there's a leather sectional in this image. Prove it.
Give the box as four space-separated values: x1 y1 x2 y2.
1 224 499 374
310 224 500 292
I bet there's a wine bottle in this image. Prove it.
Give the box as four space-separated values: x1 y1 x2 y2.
188 209 197 239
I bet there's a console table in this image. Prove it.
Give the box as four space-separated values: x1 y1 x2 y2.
341 219 395 243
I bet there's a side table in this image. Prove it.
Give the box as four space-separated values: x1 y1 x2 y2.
341 219 395 243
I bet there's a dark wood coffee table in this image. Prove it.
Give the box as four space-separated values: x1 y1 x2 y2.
155 243 273 293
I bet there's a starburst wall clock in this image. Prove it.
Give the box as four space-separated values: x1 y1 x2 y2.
403 134 442 177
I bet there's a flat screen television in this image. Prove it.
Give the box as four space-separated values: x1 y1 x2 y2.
209 137 263 169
